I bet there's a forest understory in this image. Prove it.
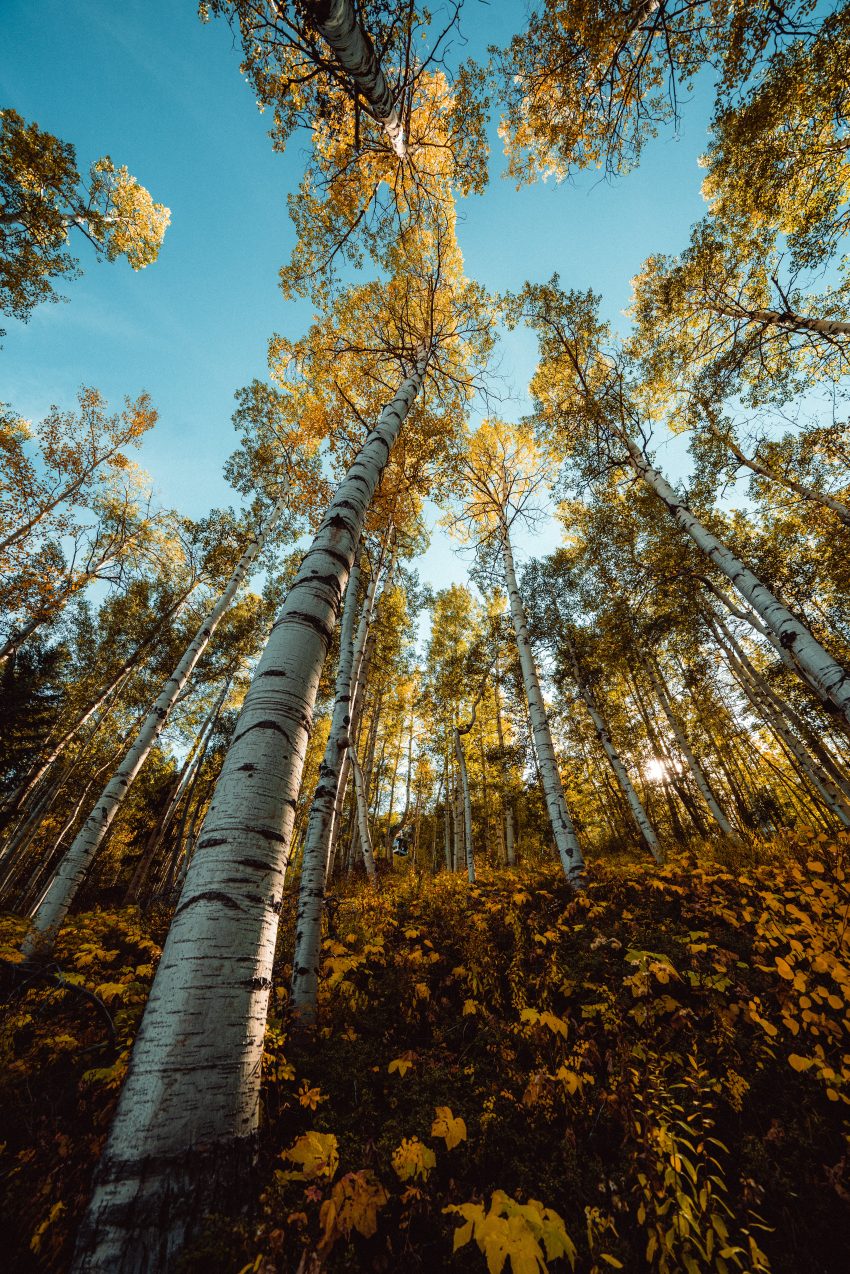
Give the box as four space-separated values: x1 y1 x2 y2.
3 835 849 1274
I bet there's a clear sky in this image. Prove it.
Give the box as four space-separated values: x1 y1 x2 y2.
2 0 716 590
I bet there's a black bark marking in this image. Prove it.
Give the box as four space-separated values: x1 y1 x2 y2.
174 890 242 917
233 719 292 746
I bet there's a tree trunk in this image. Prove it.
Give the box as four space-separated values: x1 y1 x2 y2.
349 743 377 881
623 435 850 723
501 523 584 883
71 356 426 1272
23 498 288 958
643 655 737 839
453 725 475 883
304 0 407 157
493 671 516 865
290 558 362 1020
566 638 662 862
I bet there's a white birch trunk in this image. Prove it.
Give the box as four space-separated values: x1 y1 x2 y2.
325 548 394 875
453 725 475 883
493 673 516 866
623 435 850 724
566 639 662 862
709 609 850 801
710 619 850 828
710 426 850 527
22 499 288 959
711 299 850 340
501 524 584 883
71 357 426 1272
290 558 361 1019
644 657 737 839
349 743 377 882
305 0 406 157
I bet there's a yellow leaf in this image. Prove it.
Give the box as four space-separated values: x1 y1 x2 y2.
280 1131 339 1181
432 1106 468 1150
775 957 794 980
317 1170 388 1255
391 1137 436 1182
388 1056 414 1077
463 999 479 1016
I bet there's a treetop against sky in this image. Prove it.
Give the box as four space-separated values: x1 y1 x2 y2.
4 0 716 588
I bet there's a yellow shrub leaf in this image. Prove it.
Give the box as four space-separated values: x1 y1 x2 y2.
280 1131 339 1181
432 1106 468 1150
391 1137 436 1182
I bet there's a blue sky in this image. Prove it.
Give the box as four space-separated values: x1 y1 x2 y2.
2 0 716 588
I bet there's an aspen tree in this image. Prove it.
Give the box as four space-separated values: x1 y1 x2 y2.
449 420 585 884
514 282 850 730
290 557 362 1019
22 497 289 958
564 632 663 861
0 109 169 322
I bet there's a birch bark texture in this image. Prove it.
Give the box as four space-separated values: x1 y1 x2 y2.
622 435 850 726
71 357 426 1272
290 558 362 1020
22 498 288 959
501 523 584 884
304 0 407 158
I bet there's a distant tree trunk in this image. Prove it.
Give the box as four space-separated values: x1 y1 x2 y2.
493 671 516 865
501 521 584 883
290 558 361 1021
349 743 377 882
71 355 427 1271
566 636 662 862
453 724 475 883
643 655 737 839
22 497 288 959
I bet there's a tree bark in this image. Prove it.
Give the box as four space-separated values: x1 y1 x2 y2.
23 499 288 958
290 558 361 1020
566 637 662 862
304 0 406 157
501 523 584 883
643 655 737 839
71 356 426 1272
453 725 475 883
623 436 850 724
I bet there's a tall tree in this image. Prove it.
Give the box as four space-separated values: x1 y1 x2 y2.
0 109 169 326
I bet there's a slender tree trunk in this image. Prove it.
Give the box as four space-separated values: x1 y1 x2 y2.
501 522 584 883
304 0 407 157
710 299 850 342
493 672 516 865
290 558 361 1020
711 424 850 527
22 498 289 958
713 624 850 828
453 725 475 883
452 777 463 872
126 673 236 904
349 743 377 882
567 641 662 862
710 610 850 802
643 655 737 839
623 436 850 722
71 355 427 1271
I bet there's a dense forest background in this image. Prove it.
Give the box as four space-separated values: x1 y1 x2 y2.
2 1 850 1271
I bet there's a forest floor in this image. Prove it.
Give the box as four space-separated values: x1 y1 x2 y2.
2 836 850 1273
